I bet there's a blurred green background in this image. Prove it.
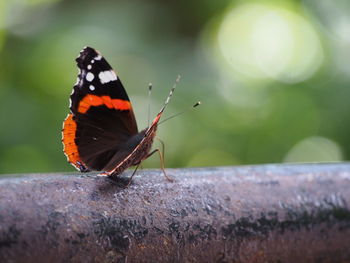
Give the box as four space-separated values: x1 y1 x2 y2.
0 0 350 174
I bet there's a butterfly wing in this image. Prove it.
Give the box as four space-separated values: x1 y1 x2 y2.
62 47 138 171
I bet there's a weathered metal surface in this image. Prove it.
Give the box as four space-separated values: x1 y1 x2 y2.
1 164 350 262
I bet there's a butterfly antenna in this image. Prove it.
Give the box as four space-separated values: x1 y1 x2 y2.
159 101 201 125
148 83 152 127
159 75 181 114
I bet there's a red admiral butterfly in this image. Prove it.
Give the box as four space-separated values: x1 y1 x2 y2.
62 47 177 181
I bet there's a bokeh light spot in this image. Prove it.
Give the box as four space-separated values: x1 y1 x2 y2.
284 136 343 163
217 3 324 83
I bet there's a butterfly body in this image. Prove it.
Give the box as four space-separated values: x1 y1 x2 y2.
107 123 158 176
62 47 164 178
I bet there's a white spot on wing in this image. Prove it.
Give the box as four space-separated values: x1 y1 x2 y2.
91 59 95 64
86 72 94 82
94 55 102 60
98 70 117 84
87 64 92 70
89 85 95 91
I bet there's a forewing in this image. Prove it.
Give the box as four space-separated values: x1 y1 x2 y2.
62 47 138 171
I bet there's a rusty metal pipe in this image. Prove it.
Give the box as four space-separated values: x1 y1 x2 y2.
1 164 350 262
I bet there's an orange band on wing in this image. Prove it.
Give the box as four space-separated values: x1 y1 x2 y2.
78 94 131 113
62 113 85 169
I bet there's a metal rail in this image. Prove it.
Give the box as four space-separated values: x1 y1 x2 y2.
1 164 350 262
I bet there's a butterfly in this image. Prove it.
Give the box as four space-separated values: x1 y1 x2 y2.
62 47 176 181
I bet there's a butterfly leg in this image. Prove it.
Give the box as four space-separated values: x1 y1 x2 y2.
146 148 174 182
155 138 174 182
125 163 141 188
156 137 165 160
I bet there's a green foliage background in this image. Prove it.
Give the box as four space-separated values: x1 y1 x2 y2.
0 0 350 174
